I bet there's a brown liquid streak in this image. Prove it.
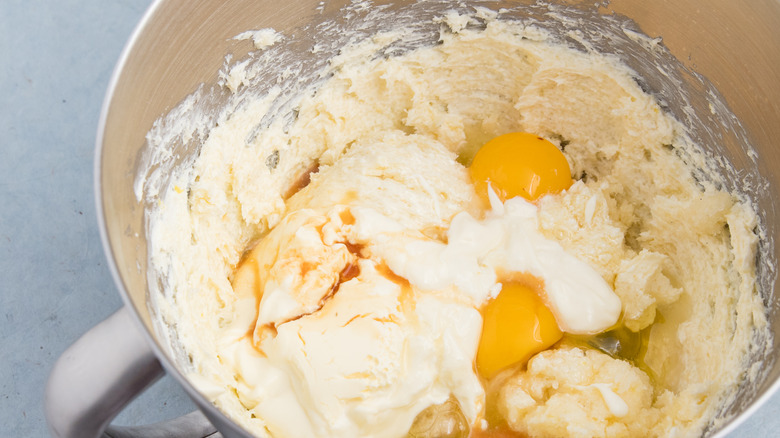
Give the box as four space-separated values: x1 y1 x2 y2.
282 161 319 200
268 262 361 328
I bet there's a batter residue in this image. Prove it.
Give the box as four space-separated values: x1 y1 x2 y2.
144 9 768 438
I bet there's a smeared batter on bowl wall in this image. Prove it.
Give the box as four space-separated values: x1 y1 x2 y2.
143 8 769 438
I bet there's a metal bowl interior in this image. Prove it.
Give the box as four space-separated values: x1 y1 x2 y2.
97 0 780 436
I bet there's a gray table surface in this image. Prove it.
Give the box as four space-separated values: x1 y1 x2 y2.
1 1 779 437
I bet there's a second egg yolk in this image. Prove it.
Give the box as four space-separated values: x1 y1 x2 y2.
469 132 572 203
476 283 563 379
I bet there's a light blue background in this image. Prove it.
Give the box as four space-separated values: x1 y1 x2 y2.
0 0 778 436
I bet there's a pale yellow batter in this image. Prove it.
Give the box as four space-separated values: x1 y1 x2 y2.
145 11 768 438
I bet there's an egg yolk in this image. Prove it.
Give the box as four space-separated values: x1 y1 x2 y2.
469 132 572 203
476 283 563 379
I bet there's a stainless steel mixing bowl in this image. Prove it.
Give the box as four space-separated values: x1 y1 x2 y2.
45 0 780 437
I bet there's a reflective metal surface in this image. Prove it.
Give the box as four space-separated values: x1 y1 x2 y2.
45 309 219 438
47 0 780 436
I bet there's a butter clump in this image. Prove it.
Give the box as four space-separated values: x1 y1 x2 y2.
499 347 668 438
